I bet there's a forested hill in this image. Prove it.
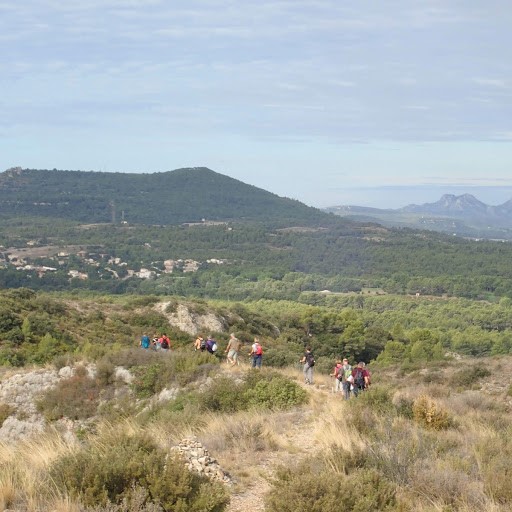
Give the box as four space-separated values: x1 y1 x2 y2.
0 167 330 226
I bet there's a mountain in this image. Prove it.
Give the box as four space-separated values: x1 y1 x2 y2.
0 167 329 226
325 193 512 239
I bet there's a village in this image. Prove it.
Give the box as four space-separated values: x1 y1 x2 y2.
0 241 227 281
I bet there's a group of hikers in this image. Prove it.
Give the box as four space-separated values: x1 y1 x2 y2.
139 333 171 351
299 349 370 398
330 358 371 399
140 332 264 368
193 333 264 368
140 333 370 397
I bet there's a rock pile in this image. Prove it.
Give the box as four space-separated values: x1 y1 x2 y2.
171 437 232 485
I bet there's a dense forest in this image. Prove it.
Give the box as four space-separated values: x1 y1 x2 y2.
0 167 327 225
1 217 512 300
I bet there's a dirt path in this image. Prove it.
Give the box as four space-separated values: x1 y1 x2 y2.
225 380 334 512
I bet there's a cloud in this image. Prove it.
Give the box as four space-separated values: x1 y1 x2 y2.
1 0 512 146
473 78 508 88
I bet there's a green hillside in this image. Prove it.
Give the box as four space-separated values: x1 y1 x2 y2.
2 167 512 301
0 167 328 225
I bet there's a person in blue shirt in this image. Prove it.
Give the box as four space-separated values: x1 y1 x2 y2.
140 333 151 349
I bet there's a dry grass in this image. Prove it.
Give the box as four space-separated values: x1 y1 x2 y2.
0 428 79 511
2 356 512 511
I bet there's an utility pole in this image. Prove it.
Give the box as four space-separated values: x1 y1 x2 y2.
110 200 116 224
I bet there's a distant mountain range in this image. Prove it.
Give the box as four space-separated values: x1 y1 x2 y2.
0 167 329 226
324 194 512 239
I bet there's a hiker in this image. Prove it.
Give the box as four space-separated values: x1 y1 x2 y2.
351 361 370 397
225 333 242 366
330 359 343 393
140 333 151 349
206 335 218 355
152 337 161 350
159 333 171 352
340 358 353 400
194 335 206 352
300 346 315 385
249 337 263 368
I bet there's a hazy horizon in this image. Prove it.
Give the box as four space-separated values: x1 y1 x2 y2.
316 185 512 210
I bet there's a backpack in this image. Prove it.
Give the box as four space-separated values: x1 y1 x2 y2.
200 339 207 350
255 343 263 356
211 342 218 352
161 337 169 349
354 368 365 388
306 353 315 367
341 365 352 381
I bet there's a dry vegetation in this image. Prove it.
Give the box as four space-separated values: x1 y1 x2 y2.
1 355 512 511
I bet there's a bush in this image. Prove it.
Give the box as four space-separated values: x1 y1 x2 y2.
96 360 116 386
29 333 72 365
36 365 103 421
131 363 165 398
412 395 452 430
199 376 244 413
198 370 308 414
254 347 299 368
392 394 414 419
50 433 229 511
352 386 394 414
265 462 397 512
0 402 14 426
0 347 26 367
476 438 512 504
129 351 217 398
243 371 308 410
448 365 491 389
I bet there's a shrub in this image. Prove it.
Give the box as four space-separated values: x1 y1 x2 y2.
411 464 487 509
412 395 452 430
448 365 491 389
0 347 26 367
96 360 116 386
0 402 14 426
392 394 414 419
199 376 244 413
198 370 308 414
322 445 366 476
352 386 394 414
131 363 166 398
476 438 512 504
107 348 159 369
265 462 397 512
36 366 103 421
260 347 299 368
243 370 308 410
50 433 229 511
29 333 71 365
129 351 218 397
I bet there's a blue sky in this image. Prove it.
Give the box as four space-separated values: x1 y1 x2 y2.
1 1 511 208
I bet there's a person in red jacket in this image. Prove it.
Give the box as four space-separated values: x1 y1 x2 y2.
351 361 370 397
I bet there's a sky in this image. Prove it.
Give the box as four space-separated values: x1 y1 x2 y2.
1 1 512 209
